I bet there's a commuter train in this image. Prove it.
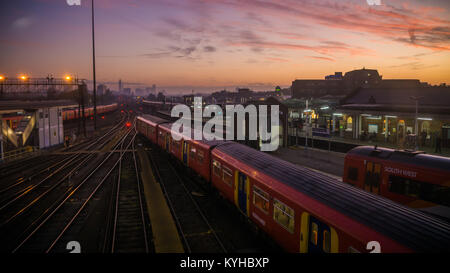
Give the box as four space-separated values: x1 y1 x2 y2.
1 103 118 129
62 103 118 121
343 146 450 220
136 114 450 253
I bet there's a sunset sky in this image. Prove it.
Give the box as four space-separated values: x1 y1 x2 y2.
1 0 449 93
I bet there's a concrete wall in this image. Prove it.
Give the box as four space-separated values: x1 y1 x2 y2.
37 107 63 149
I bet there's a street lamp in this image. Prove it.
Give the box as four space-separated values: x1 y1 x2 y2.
91 0 97 130
410 96 424 151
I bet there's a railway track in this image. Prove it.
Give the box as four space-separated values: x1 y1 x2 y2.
0 114 127 198
148 146 227 253
0 115 131 252
107 123 150 253
0 116 127 219
10 125 135 253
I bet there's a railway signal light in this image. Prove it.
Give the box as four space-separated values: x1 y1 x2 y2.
126 122 131 128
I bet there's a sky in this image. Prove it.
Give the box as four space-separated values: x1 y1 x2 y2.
0 0 449 94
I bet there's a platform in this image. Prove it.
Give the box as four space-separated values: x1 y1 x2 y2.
136 147 184 253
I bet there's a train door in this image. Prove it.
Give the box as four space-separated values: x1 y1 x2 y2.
182 141 188 165
300 212 337 253
235 171 249 215
364 162 381 194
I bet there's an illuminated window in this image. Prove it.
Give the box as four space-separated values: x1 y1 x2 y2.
253 186 269 213
213 160 221 177
323 230 331 253
222 166 233 186
273 199 295 233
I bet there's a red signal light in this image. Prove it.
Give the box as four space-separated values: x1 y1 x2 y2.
126 122 131 128
101 116 105 119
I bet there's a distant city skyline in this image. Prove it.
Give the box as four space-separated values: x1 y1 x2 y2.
1 0 449 93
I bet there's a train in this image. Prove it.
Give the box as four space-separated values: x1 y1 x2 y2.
136 114 450 253
1 103 118 129
62 103 118 121
343 146 450 220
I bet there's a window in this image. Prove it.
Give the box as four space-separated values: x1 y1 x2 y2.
222 166 233 186
213 160 221 177
323 230 331 253
389 175 450 206
253 186 269 213
347 167 358 181
197 150 204 164
310 222 318 245
190 147 196 160
273 199 295 233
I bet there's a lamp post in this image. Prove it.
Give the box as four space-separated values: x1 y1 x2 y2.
410 96 424 151
91 0 97 130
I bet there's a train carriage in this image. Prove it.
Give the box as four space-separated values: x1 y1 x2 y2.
343 146 450 220
136 115 169 143
185 136 226 182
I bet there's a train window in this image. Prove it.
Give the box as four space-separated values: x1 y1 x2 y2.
222 166 233 187
190 147 196 160
253 186 269 213
213 160 221 177
389 175 450 206
323 230 331 253
273 199 295 233
197 150 204 164
347 167 358 181
310 222 318 245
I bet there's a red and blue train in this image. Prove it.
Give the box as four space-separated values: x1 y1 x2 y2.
137 114 450 253
62 103 118 121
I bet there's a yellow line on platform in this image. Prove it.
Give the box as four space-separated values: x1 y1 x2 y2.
136 147 184 253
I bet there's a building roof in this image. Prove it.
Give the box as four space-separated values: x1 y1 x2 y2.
339 86 450 114
0 100 78 113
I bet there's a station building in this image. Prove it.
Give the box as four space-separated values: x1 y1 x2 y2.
334 84 450 148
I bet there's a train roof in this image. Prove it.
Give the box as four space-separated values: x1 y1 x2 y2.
347 146 450 172
138 114 170 125
214 142 450 252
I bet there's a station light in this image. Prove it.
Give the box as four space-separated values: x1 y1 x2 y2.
19 75 28 81
418 117 433 121
0 75 4 81
65 75 72 81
